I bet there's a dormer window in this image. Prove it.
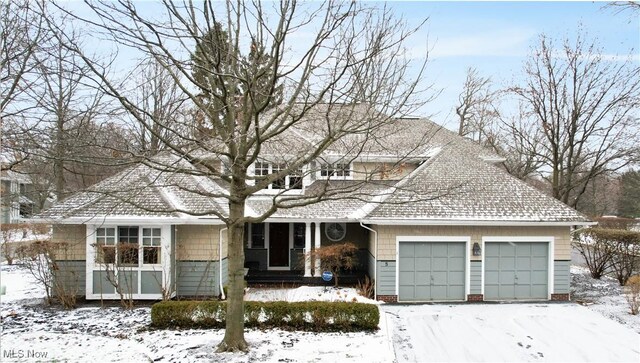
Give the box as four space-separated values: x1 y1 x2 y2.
254 162 303 190
320 163 351 178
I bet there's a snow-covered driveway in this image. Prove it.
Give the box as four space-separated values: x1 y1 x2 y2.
382 303 640 362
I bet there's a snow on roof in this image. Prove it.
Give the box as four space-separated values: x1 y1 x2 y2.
36 107 588 224
366 145 590 223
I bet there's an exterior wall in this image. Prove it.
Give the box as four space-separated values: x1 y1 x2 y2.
176 260 220 297
352 162 417 181
176 225 224 261
553 260 570 294
54 260 86 296
470 261 482 295
372 224 572 301
319 223 369 249
51 224 86 261
374 225 571 261
376 260 396 295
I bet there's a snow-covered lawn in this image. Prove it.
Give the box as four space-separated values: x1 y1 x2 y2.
570 265 640 333
2 261 640 362
1 264 392 362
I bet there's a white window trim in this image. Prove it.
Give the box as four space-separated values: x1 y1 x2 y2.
318 162 353 180
86 224 172 300
395 236 471 303
251 161 306 193
480 236 554 300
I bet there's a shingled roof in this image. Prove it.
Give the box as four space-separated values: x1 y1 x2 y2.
364 146 590 223
37 153 228 222
36 110 589 225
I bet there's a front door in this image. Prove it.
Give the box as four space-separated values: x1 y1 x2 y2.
269 223 290 268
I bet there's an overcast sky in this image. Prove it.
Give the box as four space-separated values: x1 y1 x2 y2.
384 1 639 129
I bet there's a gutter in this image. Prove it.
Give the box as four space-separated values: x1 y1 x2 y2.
219 226 227 300
359 219 597 227
359 221 378 301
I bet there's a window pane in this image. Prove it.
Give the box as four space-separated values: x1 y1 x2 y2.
98 246 116 264
118 243 139 266
119 227 139 244
251 223 265 248
293 223 305 248
143 247 160 264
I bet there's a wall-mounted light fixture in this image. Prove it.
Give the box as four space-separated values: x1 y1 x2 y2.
472 242 481 256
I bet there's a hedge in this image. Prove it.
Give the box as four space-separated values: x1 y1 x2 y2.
151 300 379 332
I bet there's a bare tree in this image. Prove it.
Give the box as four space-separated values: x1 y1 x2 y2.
128 57 189 155
455 67 499 145
0 0 47 121
44 0 435 352
508 34 640 208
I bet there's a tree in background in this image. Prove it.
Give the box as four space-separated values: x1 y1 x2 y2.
618 169 640 218
455 67 499 145
506 33 639 208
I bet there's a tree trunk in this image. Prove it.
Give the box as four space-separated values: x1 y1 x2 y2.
217 189 248 352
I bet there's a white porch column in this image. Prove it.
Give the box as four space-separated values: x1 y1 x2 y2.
304 222 312 277
314 222 321 275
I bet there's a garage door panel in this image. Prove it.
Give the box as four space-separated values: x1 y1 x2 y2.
415 257 431 271
415 271 429 283
531 257 547 269
399 256 415 272
399 244 415 257
399 285 415 299
398 241 466 301
431 244 448 256
485 242 548 300
516 257 531 269
531 243 548 256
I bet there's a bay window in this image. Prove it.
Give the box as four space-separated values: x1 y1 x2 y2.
95 226 162 266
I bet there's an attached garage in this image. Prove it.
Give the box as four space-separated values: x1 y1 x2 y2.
483 238 552 300
397 237 469 302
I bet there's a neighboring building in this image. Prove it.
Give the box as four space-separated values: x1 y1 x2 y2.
1 169 36 224
34 112 592 302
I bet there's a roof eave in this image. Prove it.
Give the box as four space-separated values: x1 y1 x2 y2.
360 219 596 227
28 216 226 225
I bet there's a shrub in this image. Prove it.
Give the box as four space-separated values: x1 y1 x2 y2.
305 242 359 286
623 275 640 315
151 300 379 332
573 229 614 279
357 276 375 299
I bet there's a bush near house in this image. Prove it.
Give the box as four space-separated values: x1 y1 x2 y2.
151 300 379 332
573 228 640 285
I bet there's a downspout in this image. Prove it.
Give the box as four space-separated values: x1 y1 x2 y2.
219 226 227 300
359 221 378 301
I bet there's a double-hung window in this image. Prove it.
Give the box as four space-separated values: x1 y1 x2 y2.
96 227 116 264
142 228 162 265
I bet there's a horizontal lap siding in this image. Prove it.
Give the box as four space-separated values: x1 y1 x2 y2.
377 261 396 295
470 261 482 295
176 261 219 297
554 260 570 294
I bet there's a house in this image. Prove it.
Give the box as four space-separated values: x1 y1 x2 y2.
1 169 37 224
33 112 592 302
